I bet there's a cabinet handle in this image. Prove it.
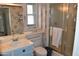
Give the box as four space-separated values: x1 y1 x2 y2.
22 49 26 52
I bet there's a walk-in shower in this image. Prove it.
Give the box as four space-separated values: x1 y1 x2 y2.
49 3 77 56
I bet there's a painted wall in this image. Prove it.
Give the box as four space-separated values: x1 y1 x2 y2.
73 4 79 56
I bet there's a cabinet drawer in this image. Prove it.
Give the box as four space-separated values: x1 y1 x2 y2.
14 45 33 56
1 45 33 56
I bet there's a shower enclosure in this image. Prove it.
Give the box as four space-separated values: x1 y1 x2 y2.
49 3 77 56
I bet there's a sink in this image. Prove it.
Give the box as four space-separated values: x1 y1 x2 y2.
11 38 33 47
0 38 33 53
0 34 33 53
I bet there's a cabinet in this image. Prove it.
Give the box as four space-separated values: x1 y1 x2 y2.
13 45 33 56
0 45 33 56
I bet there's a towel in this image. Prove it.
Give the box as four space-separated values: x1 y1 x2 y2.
52 27 63 48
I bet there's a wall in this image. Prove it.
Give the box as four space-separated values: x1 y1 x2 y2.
42 4 50 47
73 4 79 56
21 3 50 46
21 3 39 31
36 4 50 46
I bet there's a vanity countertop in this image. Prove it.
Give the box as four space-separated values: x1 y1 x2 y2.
0 29 43 53
0 39 33 53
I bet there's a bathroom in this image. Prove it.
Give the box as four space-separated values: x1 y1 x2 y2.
0 3 78 56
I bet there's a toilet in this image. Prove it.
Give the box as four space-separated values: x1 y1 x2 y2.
29 35 47 56
34 47 47 56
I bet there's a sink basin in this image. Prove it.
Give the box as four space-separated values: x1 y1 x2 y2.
11 39 24 47
11 39 33 47
0 34 33 53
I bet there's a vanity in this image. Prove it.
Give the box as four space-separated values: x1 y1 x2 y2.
0 4 42 56
0 4 34 56
0 35 33 56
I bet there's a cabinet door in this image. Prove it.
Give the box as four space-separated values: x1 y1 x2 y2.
0 45 33 56
13 45 33 56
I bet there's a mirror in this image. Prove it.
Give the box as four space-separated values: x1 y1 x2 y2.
0 8 11 36
0 5 24 36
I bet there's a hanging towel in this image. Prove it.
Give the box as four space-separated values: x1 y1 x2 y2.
52 27 63 48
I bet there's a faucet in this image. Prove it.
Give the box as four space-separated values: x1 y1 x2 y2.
12 34 18 42
12 37 18 41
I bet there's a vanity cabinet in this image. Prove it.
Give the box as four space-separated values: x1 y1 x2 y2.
0 45 33 56
13 45 33 56
0 38 33 56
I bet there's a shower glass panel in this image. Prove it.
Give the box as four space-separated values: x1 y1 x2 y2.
49 3 77 56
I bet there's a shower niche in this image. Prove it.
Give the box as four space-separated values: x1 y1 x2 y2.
49 3 77 56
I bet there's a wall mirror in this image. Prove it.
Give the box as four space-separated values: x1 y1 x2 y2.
0 5 24 36
0 8 11 36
